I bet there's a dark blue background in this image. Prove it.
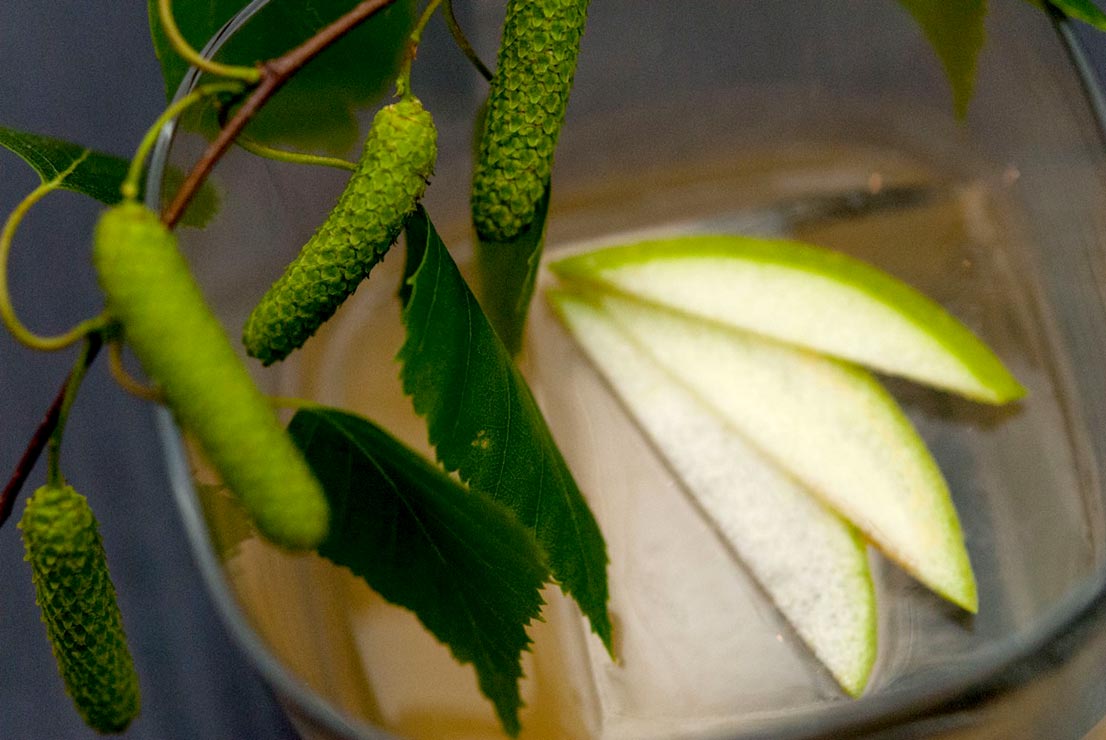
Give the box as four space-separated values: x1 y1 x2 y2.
3 3 1106 739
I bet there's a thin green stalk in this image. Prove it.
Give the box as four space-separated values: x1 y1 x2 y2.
268 396 321 411
157 0 261 83
444 0 492 81
122 81 246 200
107 340 164 403
235 135 357 172
0 337 103 530
0 158 111 351
396 0 445 97
46 336 100 486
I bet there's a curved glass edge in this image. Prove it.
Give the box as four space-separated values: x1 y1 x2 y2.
144 3 1106 739
1056 14 1106 151
146 2 394 738
153 410 391 740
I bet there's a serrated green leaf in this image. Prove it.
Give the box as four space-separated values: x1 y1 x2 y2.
148 0 417 154
0 126 218 227
897 0 987 118
474 182 551 356
1037 0 1106 30
288 407 547 736
399 207 613 654
147 0 237 100
0 126 130 204
159 164 222 229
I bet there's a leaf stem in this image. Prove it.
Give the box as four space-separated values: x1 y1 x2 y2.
162 0 400 228
396 0 445 98
0 334 102 529
157 0 262 83
107 341 165 403
234 134 357 172
46 336 99 487
444 0 493 82
0 159 111 351
212 94 356 170
122 82 246 201
269 396 321 412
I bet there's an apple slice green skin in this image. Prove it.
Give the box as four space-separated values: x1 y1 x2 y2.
576 289 978 614
549 290 878 696
549 235 1025 405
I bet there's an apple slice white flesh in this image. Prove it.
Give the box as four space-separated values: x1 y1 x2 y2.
549 235 1024 405
549 290 878 696
578 289 978 613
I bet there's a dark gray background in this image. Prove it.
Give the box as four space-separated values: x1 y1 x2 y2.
0 3 299 738
4 3 1106 739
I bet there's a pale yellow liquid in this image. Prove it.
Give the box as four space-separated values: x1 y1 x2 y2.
192 142 1094 739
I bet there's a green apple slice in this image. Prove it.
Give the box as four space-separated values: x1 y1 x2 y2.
583 289 978 613
549 235 1024 404
549 290 878 696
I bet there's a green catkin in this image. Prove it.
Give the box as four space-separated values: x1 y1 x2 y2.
20 484 140 734
92 202 328 550
470 0 589 243
243 96 438 365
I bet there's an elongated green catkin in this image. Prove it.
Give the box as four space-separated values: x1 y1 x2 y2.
20 484 140 734
92 202 328 550
471 0 589 242
243 96 438 365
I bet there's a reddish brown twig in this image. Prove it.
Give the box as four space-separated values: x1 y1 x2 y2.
162 0 398 228
0 335 102 529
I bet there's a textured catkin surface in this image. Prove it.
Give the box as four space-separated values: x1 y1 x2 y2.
92 202 328 550
243 96 437 365
471 0 589 242
20 484 140 734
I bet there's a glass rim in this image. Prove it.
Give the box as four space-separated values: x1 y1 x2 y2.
146 3 1106 738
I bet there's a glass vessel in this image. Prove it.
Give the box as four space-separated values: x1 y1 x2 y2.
148 2 1106 738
